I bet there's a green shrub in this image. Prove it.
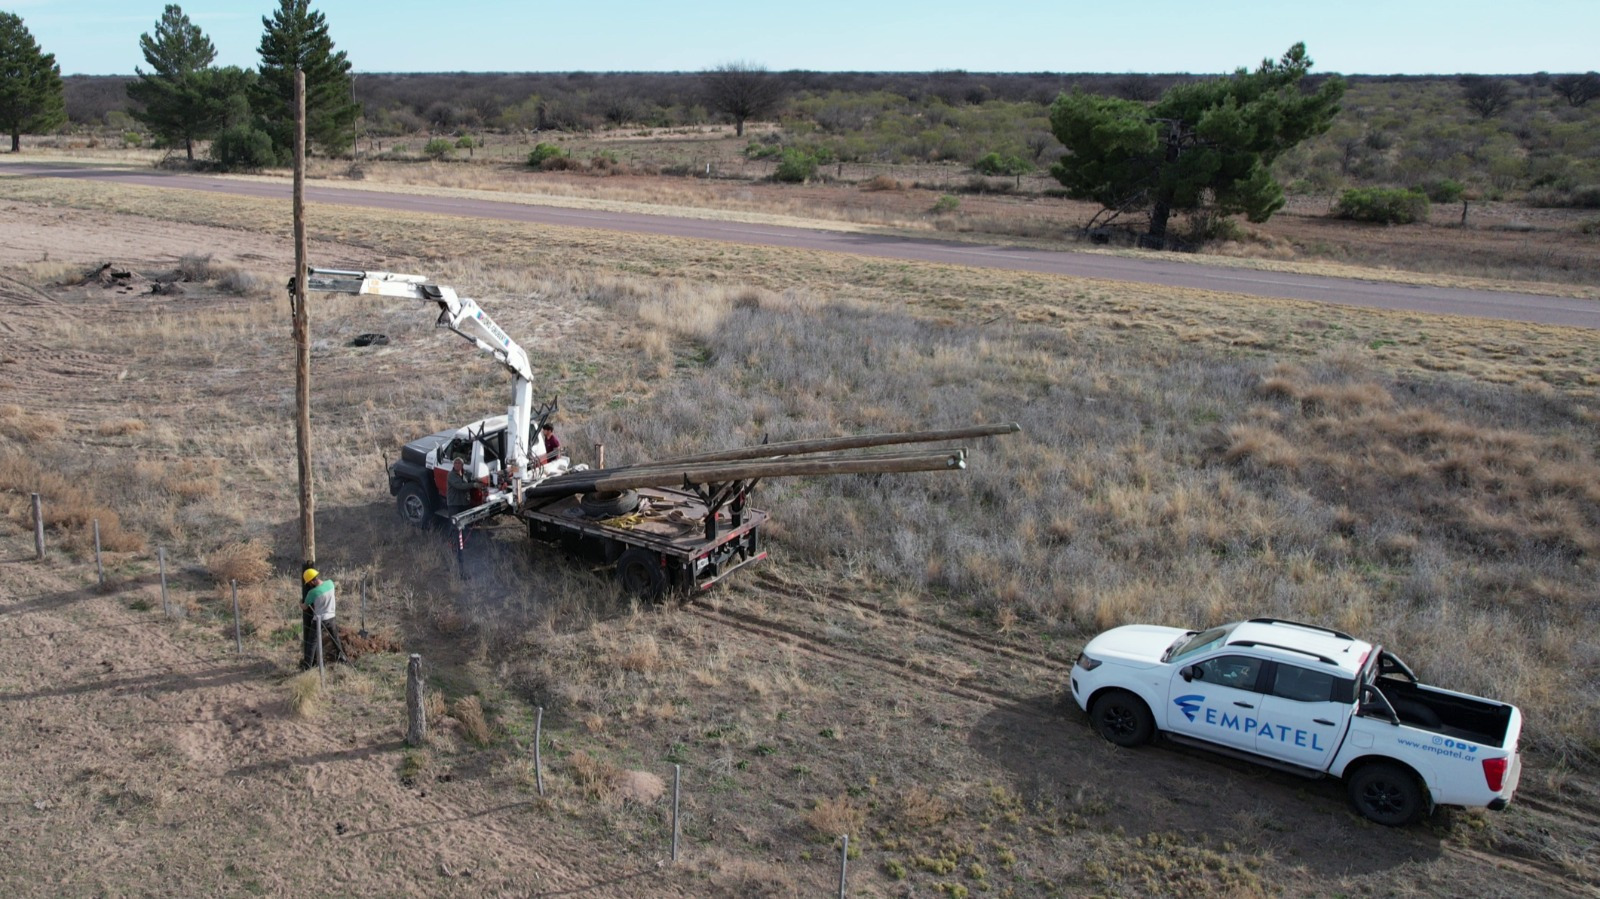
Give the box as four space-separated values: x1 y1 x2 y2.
932 194 960 214
122 131 143 148
423 138 455 159
1415 178 1464 204
1333 187 1431 224
526 142 565 167
744 141 783 160
210 124 276 171
774 148 818 183
454 135 476 149
972 151 1030 177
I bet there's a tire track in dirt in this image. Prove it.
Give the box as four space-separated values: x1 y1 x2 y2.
685 600 1047 710
1446 844 1599 898
749 569 1079 675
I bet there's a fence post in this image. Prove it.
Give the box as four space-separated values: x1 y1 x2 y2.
358 579 367 636
534 706 545 796
315 617 325 687
31 493 44 560
93 519 104 586
231 579 243 653
671 763 682 862
406 654 426 746
158 546 170 617
838 834 849 898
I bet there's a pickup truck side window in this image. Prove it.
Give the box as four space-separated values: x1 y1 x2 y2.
1268 665 1337 703
1193 654 1264 692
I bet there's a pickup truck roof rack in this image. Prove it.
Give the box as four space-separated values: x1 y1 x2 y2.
1245 617 1356 642
1228 640 1339 666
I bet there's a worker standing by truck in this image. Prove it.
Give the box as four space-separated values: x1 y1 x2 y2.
446 457 477 520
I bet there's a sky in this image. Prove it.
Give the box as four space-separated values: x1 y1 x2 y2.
10 0 1599 78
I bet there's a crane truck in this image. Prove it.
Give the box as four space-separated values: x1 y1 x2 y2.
301 267 1017 598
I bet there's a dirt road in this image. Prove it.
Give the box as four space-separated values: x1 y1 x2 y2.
7 162 1598 330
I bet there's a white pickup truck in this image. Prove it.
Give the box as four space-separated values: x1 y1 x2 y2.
1070 617 1523 825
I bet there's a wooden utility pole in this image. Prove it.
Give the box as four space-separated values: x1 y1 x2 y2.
292 68 315 570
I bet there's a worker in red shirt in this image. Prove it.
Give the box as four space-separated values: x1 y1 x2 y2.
538 421 563 465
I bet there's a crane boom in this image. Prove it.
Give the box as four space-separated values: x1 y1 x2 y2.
303 267 545 487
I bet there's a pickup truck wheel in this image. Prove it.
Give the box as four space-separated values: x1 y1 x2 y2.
1089 690 1154 747
1348 763 1426 826
396 482 436 530
617 548 667 601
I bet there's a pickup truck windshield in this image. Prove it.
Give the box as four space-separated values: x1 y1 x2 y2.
1166 624 1237 663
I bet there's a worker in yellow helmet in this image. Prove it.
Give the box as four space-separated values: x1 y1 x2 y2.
300 568 349 669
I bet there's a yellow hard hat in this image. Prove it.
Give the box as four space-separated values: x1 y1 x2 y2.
302 568 319 584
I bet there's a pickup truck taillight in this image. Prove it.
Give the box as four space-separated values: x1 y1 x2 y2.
1482 757 1508 792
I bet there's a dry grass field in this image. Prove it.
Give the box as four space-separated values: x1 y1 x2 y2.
1 158 1598 897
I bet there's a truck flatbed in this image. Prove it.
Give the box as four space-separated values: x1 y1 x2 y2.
516 486 768 596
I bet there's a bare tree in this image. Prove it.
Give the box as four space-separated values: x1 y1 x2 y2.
1458 75 1513 119
702 61 783 137
1551 72 1600 107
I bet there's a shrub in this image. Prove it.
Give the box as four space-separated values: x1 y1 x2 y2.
1333 187 1430 224
744 138 783 160
1415 178 1464 204
972 151 1030 177
774 148 818 183
526 142 564 167
423 138 455 160
932 194 960 214
539 154 582 172
205 540 271 585
454 135 476 149
1527 184 1600 209
209 124 276 171
860 174 904 192
122 131 143 148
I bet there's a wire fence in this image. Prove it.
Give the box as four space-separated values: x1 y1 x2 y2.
25 496 865 895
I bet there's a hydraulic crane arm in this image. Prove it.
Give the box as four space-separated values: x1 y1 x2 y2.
302 267 540 482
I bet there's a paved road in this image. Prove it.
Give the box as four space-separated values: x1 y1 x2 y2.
8 162 1599 329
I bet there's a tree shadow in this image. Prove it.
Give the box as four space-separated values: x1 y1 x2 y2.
225 739 408 778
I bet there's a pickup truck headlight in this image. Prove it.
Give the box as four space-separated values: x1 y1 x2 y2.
1076 653 1102 672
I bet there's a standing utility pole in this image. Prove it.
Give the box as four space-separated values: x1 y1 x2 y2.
292 68 315 570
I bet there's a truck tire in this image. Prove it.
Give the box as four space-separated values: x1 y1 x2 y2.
396 481 436 530
1089 690 1155 747
616 548 667 600
1347 762 1427 826
580 489 640 518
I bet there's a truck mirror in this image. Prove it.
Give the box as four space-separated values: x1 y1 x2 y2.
1181 665 1202 682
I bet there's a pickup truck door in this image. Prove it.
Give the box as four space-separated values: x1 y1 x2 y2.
1166 653 1266 752
1253 663 1346 769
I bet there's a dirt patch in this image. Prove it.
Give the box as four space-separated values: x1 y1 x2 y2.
337 627 404 659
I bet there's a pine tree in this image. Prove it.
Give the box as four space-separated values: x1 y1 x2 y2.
252 0 359 160
127 5 230 161
0 12 66 153
1050 43 1345 247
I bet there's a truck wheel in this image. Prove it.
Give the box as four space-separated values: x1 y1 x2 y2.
1089 690 1154 747
616 548 667 600
1347 763 1427 826
396 482 436 530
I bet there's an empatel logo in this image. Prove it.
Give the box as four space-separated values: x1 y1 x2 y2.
1174 694 1205 722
